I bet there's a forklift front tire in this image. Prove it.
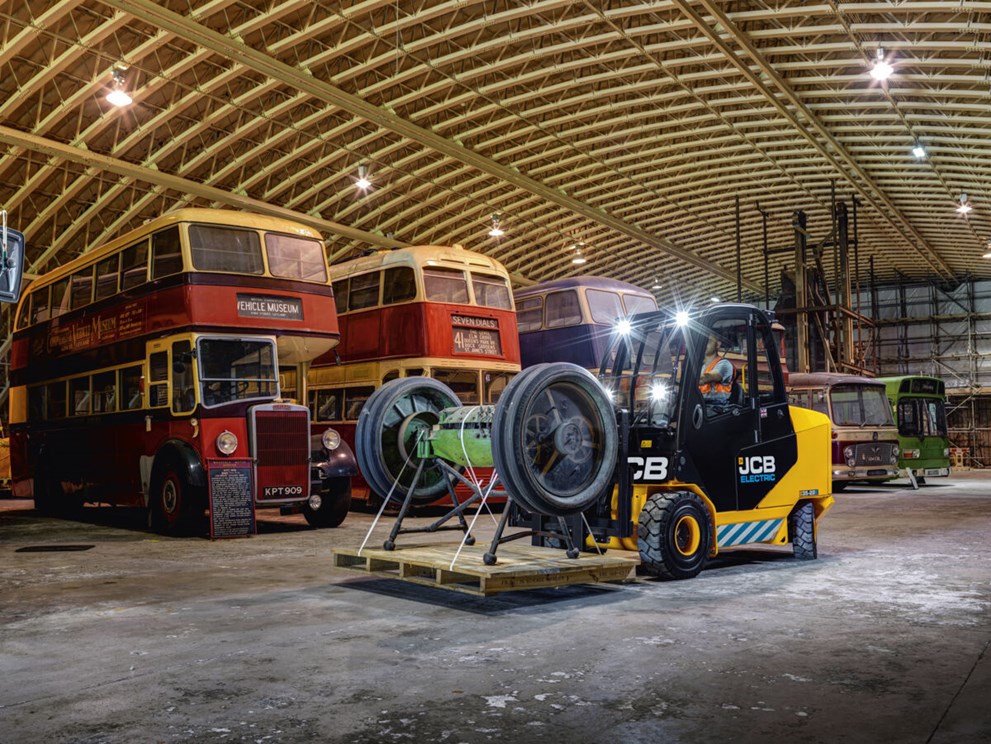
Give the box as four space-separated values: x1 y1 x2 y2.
789 501 817 560
637 491 712 580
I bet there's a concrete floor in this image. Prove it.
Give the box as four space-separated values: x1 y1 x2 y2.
1 475 989 744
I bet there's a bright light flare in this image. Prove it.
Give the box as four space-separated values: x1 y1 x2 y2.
674 310 690 327
106 89 132 107
615 318 633 336
649 382 669 402
870 49 893 81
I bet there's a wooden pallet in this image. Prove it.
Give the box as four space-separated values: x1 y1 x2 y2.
333 543 640 597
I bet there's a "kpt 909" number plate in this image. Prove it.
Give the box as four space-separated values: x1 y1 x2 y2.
263 485 304 498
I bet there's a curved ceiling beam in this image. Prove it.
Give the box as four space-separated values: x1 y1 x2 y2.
100 0 762 294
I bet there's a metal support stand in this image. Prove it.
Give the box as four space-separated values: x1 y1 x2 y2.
483 508 580 566
374 456 583 565
381 459 495 550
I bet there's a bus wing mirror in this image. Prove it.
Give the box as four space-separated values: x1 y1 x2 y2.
0 222 25 305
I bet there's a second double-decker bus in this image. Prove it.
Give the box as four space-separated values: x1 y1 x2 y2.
514 276 657 370
308 244 520 506
9 208 356 534
878 375 951 483
787 373 900 491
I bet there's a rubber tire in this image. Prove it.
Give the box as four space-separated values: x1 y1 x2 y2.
831 481 848 492
789 501 817 560
303 478 352 528
637 491 713 580
148 458 204 536
355 377 461 505
492 363 617 517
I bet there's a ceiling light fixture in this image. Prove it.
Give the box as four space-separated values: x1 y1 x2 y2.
912 143 927 159
570 240 587 265
355 163 371 190
870 48 893 81
488 214 504 238
957 194 973 215
651 279 662 290
106 64 132 107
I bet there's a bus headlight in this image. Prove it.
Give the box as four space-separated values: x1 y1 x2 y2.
216 430 238 455
892 445 900 457
843 446 855 459
943 447 950 457
322 428 341 451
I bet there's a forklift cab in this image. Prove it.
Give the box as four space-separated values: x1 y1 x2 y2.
600 303 796 514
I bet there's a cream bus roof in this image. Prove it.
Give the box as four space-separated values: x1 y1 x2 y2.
330 244 509 281
22 208 324 295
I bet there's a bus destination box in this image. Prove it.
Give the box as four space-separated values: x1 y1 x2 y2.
207 458 256 539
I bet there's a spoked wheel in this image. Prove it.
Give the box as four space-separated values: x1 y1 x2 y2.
355 377 461 505
493 363 617 517
637 491 713 580
788 501 817 560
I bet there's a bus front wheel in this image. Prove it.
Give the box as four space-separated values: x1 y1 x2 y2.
303 478 352 528
149 459 204 535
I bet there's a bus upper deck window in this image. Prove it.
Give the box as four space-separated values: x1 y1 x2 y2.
265 233 328 283
188 224 262 275
70 267 94 310
30 286 51 325
332 278 348 314
472 273 511 309
349 272 380 310
70 376 92 416
586 289 623 325
423 267 468 304
383 267 416 305
516 296 543 332
151 226 183 279
623 293 657 315
121 241 149 290
94 255 120 302
544 289 581 329
50 277 70 319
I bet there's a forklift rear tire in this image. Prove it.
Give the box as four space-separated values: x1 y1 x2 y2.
789 501 817 560
637 491 712 580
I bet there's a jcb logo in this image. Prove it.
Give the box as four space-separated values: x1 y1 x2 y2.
738 456 776 475
629 456 669 481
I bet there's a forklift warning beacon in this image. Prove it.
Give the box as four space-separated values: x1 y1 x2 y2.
356 302 834 579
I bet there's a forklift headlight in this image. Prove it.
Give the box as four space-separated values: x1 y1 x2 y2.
216 430 238 455
321 428 341 451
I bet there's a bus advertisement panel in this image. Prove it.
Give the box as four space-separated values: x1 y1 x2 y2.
9 209 356 533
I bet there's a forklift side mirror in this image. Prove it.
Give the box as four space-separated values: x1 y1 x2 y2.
692 403 704 430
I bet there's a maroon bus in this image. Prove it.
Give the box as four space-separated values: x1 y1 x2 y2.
308 244 520 506
9 209 355 533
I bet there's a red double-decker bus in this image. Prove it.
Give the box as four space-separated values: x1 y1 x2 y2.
307 244 520 506
9 209 356 533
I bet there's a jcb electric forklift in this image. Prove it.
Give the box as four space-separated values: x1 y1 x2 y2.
356 304 833 580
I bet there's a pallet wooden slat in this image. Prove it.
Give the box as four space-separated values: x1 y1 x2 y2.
332 543 639 596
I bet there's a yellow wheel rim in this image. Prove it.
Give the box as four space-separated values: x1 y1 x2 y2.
674 515 701 556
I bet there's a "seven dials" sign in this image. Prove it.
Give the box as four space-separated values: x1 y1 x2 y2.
451 315 501 356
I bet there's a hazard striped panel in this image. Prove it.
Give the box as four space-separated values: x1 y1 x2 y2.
717 518 784 547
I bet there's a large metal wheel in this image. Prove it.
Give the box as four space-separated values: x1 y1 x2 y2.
493 363 617 517
355 377 461 505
